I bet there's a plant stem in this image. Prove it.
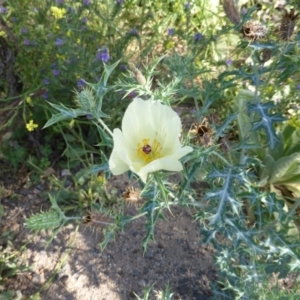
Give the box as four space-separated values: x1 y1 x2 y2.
97 117 113 137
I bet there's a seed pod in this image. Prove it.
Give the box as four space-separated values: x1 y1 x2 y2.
242 20 267 40
278 8 299 40
122 186 143 204
83 211 112 227
222 0 241 25
129 62 147 86
260 48 272 63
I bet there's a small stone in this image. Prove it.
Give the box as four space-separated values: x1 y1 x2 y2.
32 273 42 284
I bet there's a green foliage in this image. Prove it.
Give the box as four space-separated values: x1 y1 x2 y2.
0 242 24 283
0 142 27 171
3 0 300 298
135 283 174 300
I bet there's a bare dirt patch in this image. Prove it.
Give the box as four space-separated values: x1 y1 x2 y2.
1 173 217 300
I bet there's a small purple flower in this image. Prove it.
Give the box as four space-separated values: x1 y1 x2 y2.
0 6 8 14
55 38 64 46
82 17 87 24
297 84 300 90
128 28 139 36
184 2 191 10
81 25 87 31
226 59 233 67
83 0 91 5
194 33 203 42
86 114 93 119
168 28 175 36
56 0 64 5
96 47 110 63
128 91 137 99
120 64 127 71
51 63 57 70
21 27 28 34
116 0 123 4
77 78 86 88
24 39 30 46
43 78 50 85
42 92 49 99
52 69 60 76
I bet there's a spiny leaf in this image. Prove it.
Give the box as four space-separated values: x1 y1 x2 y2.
248 102 285 149
26 210 62 231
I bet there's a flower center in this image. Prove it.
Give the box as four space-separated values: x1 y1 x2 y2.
142 144 152 154
137 138 162 163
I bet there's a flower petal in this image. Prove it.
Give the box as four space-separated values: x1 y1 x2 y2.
138 157 184 182
109 129 131 175
122 98 181 149
168 145 193 160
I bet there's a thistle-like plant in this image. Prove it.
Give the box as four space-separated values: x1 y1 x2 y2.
235 88 300 235
26 44 300 299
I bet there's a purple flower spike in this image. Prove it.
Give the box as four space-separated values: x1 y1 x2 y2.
128 91 137 99
77 78 86 88
0 7 8 14
168 28 175 36
185 2 191 10
120 64 127 71
53 69 60 76
96 47 110 63
42 92 49 99
128 28 139 36
43 78 50 85
226 59 233 67
194 33 203 42
55 38 64 46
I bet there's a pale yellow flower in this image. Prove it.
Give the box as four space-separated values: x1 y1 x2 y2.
50 6 66 19
109 98 193 183
26 96 33 105
26 120 38 132
0 31 6 37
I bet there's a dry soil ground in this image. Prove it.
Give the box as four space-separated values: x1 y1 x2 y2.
1 172 217 300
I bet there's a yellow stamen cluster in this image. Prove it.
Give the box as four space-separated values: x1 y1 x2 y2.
136 138 162 163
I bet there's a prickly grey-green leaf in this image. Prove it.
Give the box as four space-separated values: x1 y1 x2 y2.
26 210 62 231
